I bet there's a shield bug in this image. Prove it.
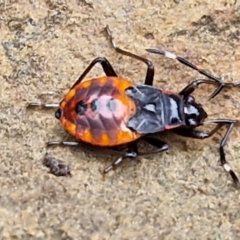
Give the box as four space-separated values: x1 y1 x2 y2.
28 26 239 187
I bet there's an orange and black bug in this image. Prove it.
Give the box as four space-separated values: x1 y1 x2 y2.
28 26 239 186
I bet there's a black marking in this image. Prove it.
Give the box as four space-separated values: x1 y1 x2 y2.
126 85 160 103
126 84 165 133
55 109 62 119
91 99 99 112
126 84 184 134
126 86 138 96
170 117 180 125
75 100 87 115
166 94 184 126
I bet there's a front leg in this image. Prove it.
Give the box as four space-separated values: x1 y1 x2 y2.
178 79 225 100
104 25 155 86
173 119 239 187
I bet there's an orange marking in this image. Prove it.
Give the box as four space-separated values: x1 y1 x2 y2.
81 129 93 143
62 119 77 136
100 133 110 146
64 89 76 102
80 79 92 89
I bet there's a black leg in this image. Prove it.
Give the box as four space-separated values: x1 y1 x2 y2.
103 137 169 173
178 78 224 100
103 151 138 174
145 48 228 99
104 25 155 86
72 57 118 88
139 136 169 155
172 124 223 139
173 119 239 187
205 119 239 187
46 140 138 174
47 137 167 173
103 142 138 174
46 138 167 174
47 140 138 174
27 57 117 108
146 48 222 82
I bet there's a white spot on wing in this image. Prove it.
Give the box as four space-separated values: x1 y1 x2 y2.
170 98 180 119
144 103 156 113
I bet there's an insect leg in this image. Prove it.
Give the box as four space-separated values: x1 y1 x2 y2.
173 119 239 187
178 78 225 100
72 57 118 89
103 142 138 174
27 91 59 108
28 57 118 108
47 141 80 146
27 102 59 108
103 151 138 174
103 137 169 173
146 48 221 82
145 48 230 99
139 136 169 156
104 25 155 86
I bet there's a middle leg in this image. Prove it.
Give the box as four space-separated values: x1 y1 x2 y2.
103 136 169 174
104 25 155 86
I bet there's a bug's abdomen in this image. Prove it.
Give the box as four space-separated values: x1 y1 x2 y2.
58 77 142 146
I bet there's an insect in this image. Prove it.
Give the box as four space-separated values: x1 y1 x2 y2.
43 154 71 177
28 25 239 186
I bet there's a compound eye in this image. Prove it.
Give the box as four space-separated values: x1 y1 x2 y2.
55 108 62 119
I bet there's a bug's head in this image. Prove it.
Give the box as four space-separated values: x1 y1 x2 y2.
184 95 207 127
